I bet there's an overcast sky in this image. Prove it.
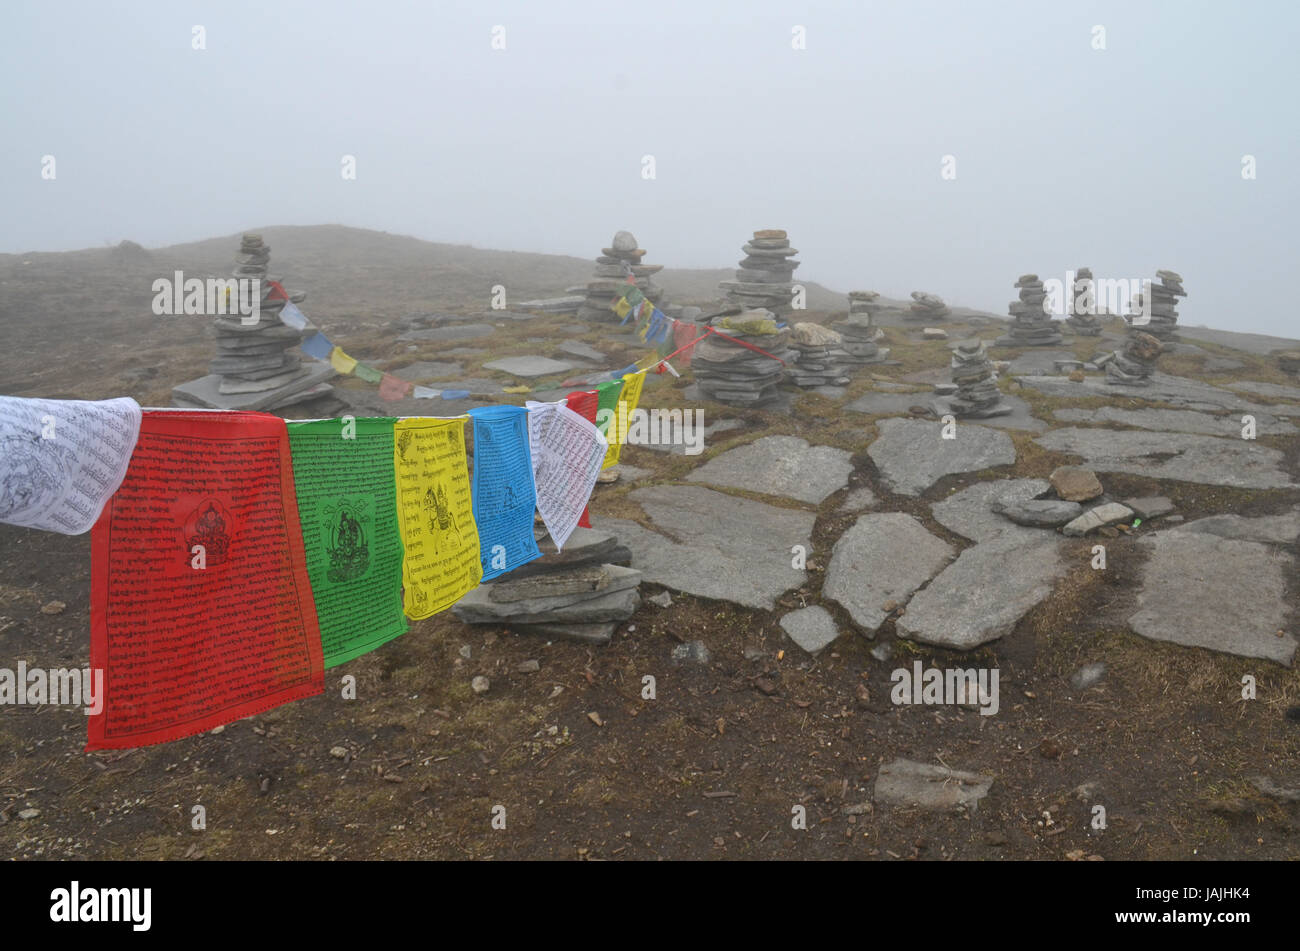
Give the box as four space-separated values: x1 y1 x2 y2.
2 1 1296 335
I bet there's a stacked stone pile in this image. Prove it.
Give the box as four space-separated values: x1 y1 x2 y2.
787 322 849 387
944 338 1009 417
1129 269 1185 340
690 310 792 405
1065 267 1102 335
907 291 951 322
172 233 336 411
719 229 799 315
996 274 1063 346
451 527 639 644
832 292 890 367
1105 331 1162 386
575 230 664 322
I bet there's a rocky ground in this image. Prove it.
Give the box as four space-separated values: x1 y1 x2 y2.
1 226 1298 861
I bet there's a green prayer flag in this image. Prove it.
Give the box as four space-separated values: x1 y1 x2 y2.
287 417 408 667
595 378 624 438
354 363 384 384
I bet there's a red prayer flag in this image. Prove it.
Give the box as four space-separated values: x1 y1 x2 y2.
87 410 325 750
565 390 600 528
379 372 414 401
673 321 698 367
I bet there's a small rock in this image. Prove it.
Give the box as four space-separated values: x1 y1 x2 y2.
842 801 873 816
209 725 226 735
329 746 348 759
458 645 472 659
671 641 711 665
587 711 604 727
922 327 948 340
1069 662 1106 690
869 642 893 662
648 591 673 608
1124 496 1175 520
471 676 490 695
1038 738 1064 759
993 498 1082 528
1049 466 1103 502
516 659 540 673
40 600 66 615
17 808 40 820
1062 502 1134 537
1068 370 1085 382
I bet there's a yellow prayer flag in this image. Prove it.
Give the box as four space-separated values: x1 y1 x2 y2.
329 347 359 375
603 369 646 468
613 297 632 318
393 417 483 619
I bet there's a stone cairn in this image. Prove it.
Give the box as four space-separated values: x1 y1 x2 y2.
575 230 664 322
690 310 792 406
831 291 890 368
451 526 640 645
1105 330 1162 386
906 291 951 322
996 273 1063 346
719 229 799 315
944 338 1009 417
1065 267 1103 335
1129 269 1185 340
786 322 848 388
172 233 336 411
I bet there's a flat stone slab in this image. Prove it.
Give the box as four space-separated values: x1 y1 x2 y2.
171 362 335 411
874 759 993 810
896 536 1068 649
392 361 462 382
397 323 496 342
1019 372 1300 417
557 340 607 362
1035 428 1297 490
483 355 576 378
1167 510 1300 545
868 418 1017 497
636 417 743 455
453 566 642 622
1226 380 1300 402
686 435 852 504
1003 349 1079 375
932 393 1048 432
593 485 815 610
823 513 955 632
1129 532 1295 665
931 478 1051 542
779 606 841 654
1054 405 1297 437
846 391 930 417
1124 496 1175 519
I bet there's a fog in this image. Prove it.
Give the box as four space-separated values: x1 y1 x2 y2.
2 0 1297 335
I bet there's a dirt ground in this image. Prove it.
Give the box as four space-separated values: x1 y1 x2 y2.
1 227 1298 860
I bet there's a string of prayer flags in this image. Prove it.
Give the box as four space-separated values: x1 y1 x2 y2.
393 416 482 618
0 395 142 535
88 410 324 750
563 389 600 527
379 373 415 401
467 406 542 581
603 369 646 468
329 348 359 375
525 400 608 551
287 417 408 667
301 332 335 361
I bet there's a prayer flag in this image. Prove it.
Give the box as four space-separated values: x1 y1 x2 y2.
379 373 414 401
301 332 334 361
279 300 309 330
525 401 608 551
603 369 646 468
393 417 482 619
88 410 324 749
329 348 359 375
354 363 383 384
411 385 441 399
564 389 599 528
0 396 142 535
287 417 408 667
468 406 542 581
